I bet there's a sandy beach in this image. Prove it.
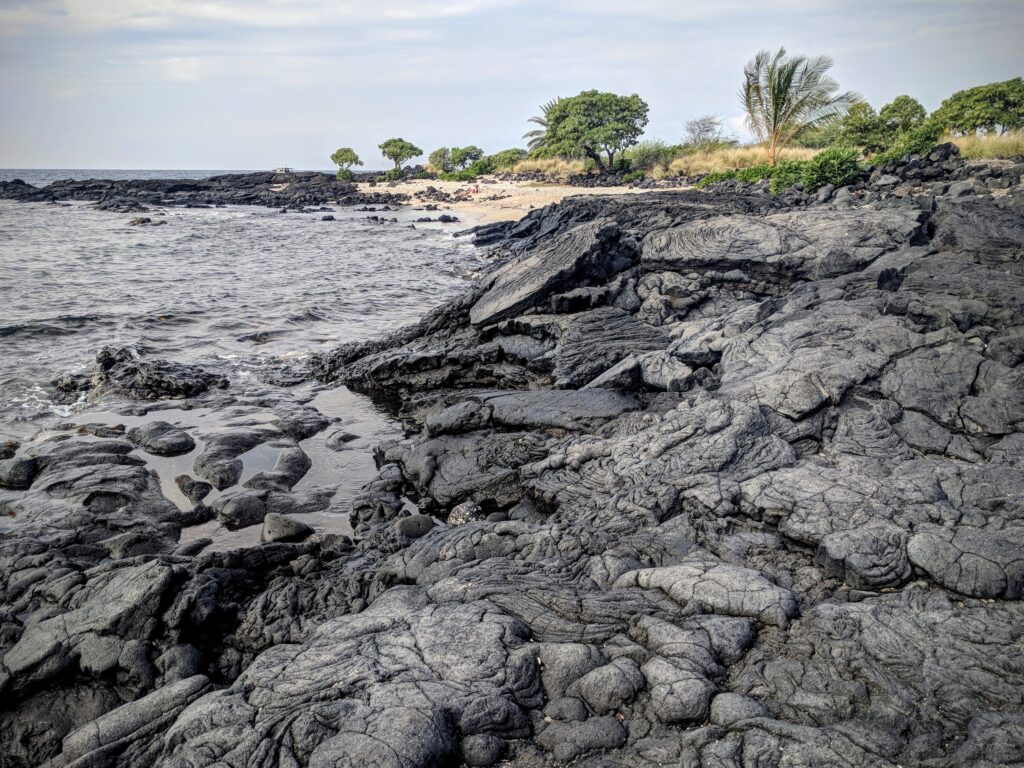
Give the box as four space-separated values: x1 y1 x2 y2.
356 177 658 224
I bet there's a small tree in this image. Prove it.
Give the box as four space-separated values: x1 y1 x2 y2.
741 47 860 164
933 78 1024 135
684 115 726 147
839 103 890 155
428 147 453 173
450 145 485 170
330 147 362 180
880 95 927 135
379 138 422 171
544 90 649 172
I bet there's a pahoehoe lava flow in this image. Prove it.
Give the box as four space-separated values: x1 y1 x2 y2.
2 144 1024 767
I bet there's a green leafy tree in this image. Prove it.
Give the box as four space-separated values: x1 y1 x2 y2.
489 148 528 169
880 95 927 134
933 78 1024 135
428 147 453 173
544 90 649 172
523 97 563 153
839 103 889 155
450 145 485 170
740 47 861 164
378 138 422 171
330 147 362 180
794 120 844 149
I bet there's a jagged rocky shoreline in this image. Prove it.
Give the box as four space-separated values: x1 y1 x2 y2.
2 145 1023 767
0 171 408 211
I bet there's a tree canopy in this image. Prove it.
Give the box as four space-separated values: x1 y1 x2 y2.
379 138 422 170
741 47 860 164
837 95 929 156
329 147 362 180
880 95 927 135
933 78 1024 135
543 90 649 172
428 147 453 172
450 145 484 170
839 103 890 155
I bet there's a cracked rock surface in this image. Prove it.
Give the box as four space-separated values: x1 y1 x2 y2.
3 151 1024 767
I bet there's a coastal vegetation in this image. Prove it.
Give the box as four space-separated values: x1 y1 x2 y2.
329 147 362 181
522 98 563 153
740 47 861 164
952 130 1024 158
535 90 649 172
378 138 422 179
933 77 1024 135
334 66 1020 189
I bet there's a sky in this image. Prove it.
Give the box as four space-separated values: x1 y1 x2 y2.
0 0 1021 170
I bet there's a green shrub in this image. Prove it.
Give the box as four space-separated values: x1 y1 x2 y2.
622 170 645 183
695 170 737 188
379 168 404 182
428 147 453 172
438 169 478 181
768 160 806 193
872 119 944 164
800 146 861 190
490 148 528 169
335 168 354 182
469 157 494 175
734 164 774 183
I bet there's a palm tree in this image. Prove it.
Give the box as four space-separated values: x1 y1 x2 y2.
741 47 861 164
523 97 562 153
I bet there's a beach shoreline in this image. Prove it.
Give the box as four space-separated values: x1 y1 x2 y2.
357 177 663 224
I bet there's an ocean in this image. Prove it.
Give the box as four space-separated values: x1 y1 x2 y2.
0 170 482 442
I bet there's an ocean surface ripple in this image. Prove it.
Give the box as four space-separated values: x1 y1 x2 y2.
0 192 481 440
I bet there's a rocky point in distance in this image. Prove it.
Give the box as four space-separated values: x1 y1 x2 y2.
1 143 1024 767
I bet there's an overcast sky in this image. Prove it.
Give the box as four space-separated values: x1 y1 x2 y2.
1 0 1020 169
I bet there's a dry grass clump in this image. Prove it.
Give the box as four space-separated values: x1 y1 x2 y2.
950 132 1024 159
510 157 588 179
661 145 819 177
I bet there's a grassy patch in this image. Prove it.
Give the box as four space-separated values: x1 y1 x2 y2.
950 132 1024 159
664 145 819 177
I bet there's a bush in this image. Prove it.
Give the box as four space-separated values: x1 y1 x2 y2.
800 146 861 190
695 170 737 188
872 119 944 164
734 164 774 183
622 170 646 183
438 169 478 181
490 148 528 169
378 168 404 182
768 160 806 193
335 168 354 182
